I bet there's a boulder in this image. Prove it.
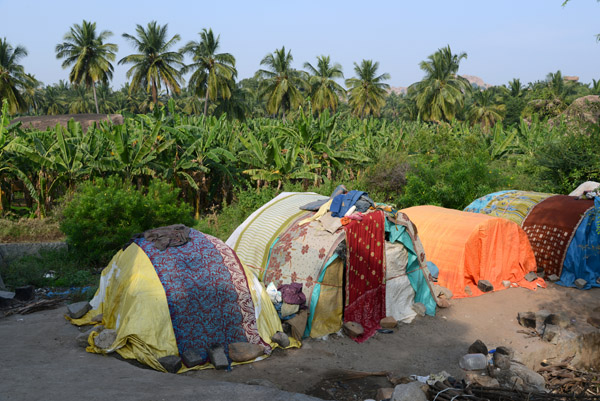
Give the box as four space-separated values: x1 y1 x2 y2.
228 342 264 362
574 278 587 289
94 329 117 350
517 312 536 329
271 331 290 348
76 325 104 348
412 303 426 317
547 274 560 282
158 355 182 373
466 372 500 387
544 312 571 329
343 321 364 338
508 363 546 392
468 339 488 355
91 313 103 323
208 345 229 370
477 280 494 292
493 352 511 370
501 280 511 288
433 285 453 299
380 316 398 329
181 349 206 368
524 272 537 282
391 381 427 401
376 387 394 401
535 310 551 334
67 301 91 319
495 346 514 358
542 324 560 344
587 313 600 329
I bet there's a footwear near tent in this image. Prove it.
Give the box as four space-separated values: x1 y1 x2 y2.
228 193 439 342
400 206 541 298
465 191 599 289
68 229 293 372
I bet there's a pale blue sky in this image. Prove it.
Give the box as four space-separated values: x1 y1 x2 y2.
1 0 598 89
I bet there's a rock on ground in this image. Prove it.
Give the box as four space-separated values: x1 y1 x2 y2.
228 343 265 362
391 381 428 401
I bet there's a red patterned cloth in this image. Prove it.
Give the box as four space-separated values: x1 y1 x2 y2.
522 195 593 277
344 210 386 343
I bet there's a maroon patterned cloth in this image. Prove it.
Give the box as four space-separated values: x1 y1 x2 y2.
344 210 386 343
522 195 593 277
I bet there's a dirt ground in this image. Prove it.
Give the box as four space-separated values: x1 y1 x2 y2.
1 283 599 401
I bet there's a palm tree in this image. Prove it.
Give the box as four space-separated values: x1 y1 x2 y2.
55 21 118 114
303 55 346 113
345 59 390 118
0 38 31 114
507 78 524 97
180 28 236 116
256 46 306 121
119 21 184 107
409 45 471 123
467 89 505 130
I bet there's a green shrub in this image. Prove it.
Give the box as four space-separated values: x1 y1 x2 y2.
60 177 194 265
535 127 600 194
0 248 95 289
399 153 509 210
362 152 410 202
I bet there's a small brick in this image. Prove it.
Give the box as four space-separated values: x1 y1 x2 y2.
158 355 182 373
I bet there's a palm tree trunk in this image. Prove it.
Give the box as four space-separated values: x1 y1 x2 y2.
152 78 158 106
203 90 209 116
92 82 100 114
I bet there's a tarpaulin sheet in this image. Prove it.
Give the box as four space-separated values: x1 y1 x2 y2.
558 197 600 289
400 206 540 298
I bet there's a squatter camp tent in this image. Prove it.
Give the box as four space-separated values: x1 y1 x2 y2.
69 225 294 372
464 189 600 290
400 206 543 298
226 191 440 343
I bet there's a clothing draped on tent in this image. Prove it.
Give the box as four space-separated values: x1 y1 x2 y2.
226 192 327 277
263 214 346 338
343 211 387 343
68 229 293 373
134 230 268 361
401 206 540 298
558 197 600 289
465 190 554 226
522 195 595 278
384 211 437 316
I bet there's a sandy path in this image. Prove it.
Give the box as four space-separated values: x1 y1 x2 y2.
1 283 598 401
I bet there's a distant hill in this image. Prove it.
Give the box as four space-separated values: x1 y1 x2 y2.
388 75 491 95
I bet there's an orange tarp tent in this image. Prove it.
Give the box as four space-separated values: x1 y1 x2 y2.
400 206 541 298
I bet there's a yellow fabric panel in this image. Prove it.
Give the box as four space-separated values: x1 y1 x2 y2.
298 199 333 226
243 264 301 348
309 258 343 338
70 244 178 372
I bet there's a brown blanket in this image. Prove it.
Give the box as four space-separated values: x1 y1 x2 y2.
143 224 191 251
522 195 593 277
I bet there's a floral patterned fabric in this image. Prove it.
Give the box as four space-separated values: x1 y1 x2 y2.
344 210 387 343
136 229 268 362
263 214 346 323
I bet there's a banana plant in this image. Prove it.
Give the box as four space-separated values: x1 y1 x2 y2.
104 117 175 181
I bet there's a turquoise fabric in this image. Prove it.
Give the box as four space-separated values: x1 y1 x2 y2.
464 190 514 213
557 197 600 290
304 255 338 337
385 219 437 316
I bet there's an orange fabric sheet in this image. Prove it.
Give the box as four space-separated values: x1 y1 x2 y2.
400 206 542 298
